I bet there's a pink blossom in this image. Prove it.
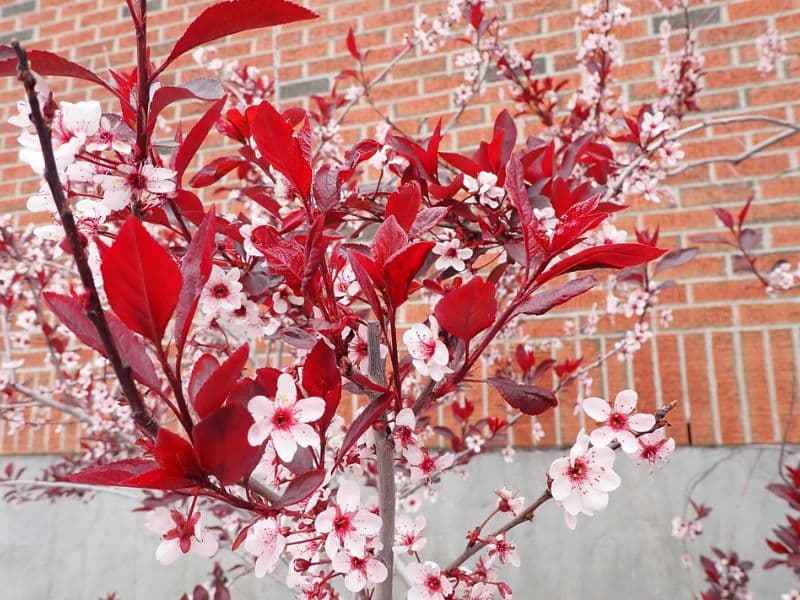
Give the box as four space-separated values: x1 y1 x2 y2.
244 517 286 577
634 427 675 467
348 324 388 376
331 550 388 592
487 533 520 567
200 266 244 314
272 288 304 314
407 561 453 600
314 479 382 559
496 488 524 517
95 163 176 211
393 407 418 450
247 373 325 462
582 389 655 453
145 508 218 565
432 238 472 272
548 429 621 529
393 514 427 554
403 316 452 382
464 171 505 209
404 447 454 482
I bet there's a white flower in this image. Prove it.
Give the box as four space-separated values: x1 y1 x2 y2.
432 238 472 272
393 407 418 450
95 163 176 211
464 171 504 209
403 316 452 382
244 517 286 577
200 266 244 314
247 373 325 462
393 514 426 554
641 110 669 139
145 508 218 565
407 561 453 600
334 263 360 298
582 389 655 453
239 218 268 259
465 435 484 453
548 429 621 529
314 479 382 559
331 550 388 592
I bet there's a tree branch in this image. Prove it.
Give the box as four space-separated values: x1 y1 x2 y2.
368 321 395 600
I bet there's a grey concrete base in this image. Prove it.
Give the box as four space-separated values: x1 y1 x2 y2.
1 447 796 599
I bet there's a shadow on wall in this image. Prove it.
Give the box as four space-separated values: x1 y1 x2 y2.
0 447 795 599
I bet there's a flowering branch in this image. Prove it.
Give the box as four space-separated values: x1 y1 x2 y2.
11 41 159 439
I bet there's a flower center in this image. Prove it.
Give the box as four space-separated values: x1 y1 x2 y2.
609 412 628 429
212 284 230 298
426 575 442 592
333 513 353 535
568 458 587 482
272 407 294 429
126 170 148 191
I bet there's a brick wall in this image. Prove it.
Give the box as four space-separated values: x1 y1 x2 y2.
0 0 798 454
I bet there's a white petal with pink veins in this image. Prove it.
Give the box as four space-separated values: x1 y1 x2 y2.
314 507 335 533
247 396 273 421
613 389 638 414
616 429 639 454
582 488 609 512
247 421 271 446
275 373 297 404
582 396 611 421
589 425 615 448
155 539 181 565
395 408 416 429
353 510 382 535
597 468 622 492
344 568 367 592
367 558 388 583
591 446 617 469
295 396 325 422
628 412 656 432
550 475 573 502
291 423 319 448
337 479 361 512
548 456 570 480
271 428 298 461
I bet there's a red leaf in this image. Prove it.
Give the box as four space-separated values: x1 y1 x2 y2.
148 79 224 133
408 207 449 238
738 195 753 228
540 243 667 284
0 46 115 94
348 250 384 319
153 428 203 480
384 241 434 307
159 0 317 70
66 458 161 487
712 207 734 230
231 524 251 551
175 97 228 180
194 344 250 418
372 216 408 267
385 182 421 232
43 292 161 390
346 27 361 60
101 217 182 343
514 275 597 316
189 354 219 404
175 208 216 353
653 247 698 276
338 393 392 461
487 377 558 416
312 164 341 213
193 403 261 485
190 156 246 187
302 340 341 430
434 277 496 341
301 216 326 297
272 468 326 509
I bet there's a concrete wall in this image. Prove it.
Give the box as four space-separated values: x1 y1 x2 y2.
2 447 797 599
